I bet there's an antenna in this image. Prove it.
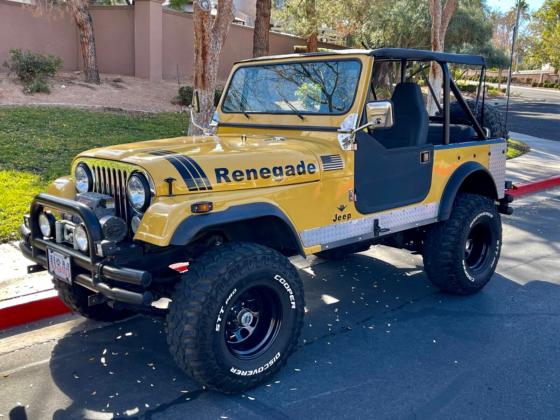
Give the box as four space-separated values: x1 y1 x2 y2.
505 0 522 136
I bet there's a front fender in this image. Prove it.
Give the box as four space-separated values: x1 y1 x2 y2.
47 176 75 200
169 202 304 255
134 198 303 254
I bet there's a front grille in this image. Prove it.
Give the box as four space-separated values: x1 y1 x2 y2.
91 165 129 221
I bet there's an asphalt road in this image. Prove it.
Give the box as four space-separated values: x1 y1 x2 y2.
494 85 560 141
1 191 559 420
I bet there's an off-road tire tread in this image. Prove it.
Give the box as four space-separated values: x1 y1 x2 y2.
166 242 304 394
53 279 134 322
448 99 508 139
423 193 501 295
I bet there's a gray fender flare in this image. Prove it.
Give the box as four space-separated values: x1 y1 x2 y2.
169 202 305 255
439 161 498 221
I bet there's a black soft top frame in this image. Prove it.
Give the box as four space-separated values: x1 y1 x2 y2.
370 48 486 66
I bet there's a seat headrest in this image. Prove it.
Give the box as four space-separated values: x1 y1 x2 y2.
392 82 423 102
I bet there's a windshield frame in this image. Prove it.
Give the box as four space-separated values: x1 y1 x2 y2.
220 57 363 117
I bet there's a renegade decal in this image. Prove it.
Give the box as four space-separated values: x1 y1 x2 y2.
320 154 344 171
150 150 213 191
215 160 316 184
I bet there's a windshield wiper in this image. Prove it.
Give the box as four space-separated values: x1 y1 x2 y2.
281 99 305 121
228 89 251 119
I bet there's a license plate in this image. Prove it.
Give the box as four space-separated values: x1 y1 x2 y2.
47 248 72 284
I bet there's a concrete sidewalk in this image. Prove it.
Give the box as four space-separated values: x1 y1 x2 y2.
0 242 51 302
1 132 558 303
507 132 560 185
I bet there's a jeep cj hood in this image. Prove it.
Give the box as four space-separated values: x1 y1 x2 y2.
79 134 325 196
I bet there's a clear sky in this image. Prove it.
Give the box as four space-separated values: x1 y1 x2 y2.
486 0 544 12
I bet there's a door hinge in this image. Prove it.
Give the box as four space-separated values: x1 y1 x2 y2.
373 219 390 237
348 189 357 202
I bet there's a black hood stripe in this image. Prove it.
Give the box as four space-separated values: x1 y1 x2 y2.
149 150 212 191
182 155 213 190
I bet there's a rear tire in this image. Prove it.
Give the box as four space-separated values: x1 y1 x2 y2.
166 242 304 394
423 193 501 295
53 279 134 322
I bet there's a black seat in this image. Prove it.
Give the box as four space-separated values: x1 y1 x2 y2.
427 123 477 145
374 82 429 148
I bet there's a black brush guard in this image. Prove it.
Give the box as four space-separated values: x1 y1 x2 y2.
20 193 154 307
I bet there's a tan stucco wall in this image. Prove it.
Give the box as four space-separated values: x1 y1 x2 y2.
0 0 79 71
90 6 135 76
0 0 340 81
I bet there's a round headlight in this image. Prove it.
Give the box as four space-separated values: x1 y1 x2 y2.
74 225 89 252
75 163 93 193
127 173 151 212
38 212 55 237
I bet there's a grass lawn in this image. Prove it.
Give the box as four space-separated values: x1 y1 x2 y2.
0 106 188 242
507 138 531 160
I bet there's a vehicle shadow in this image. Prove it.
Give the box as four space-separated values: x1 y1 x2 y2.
47 250 552 419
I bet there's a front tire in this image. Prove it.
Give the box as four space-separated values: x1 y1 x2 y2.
423 193 502 295
166 242 304 393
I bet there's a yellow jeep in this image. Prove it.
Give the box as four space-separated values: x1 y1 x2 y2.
20 48 513 393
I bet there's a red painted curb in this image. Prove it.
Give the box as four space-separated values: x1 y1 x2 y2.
507 176 560 197
0 289 70 330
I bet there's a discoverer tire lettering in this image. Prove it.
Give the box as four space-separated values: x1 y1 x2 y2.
166 242 304 394
230 352 281 376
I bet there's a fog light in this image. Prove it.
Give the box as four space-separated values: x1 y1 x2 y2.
74 225 89 252
38 212 55 238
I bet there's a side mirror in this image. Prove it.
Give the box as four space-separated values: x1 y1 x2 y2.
192 91 201 113
365 100 394 129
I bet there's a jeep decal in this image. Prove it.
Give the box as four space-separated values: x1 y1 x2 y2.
215 160 317 184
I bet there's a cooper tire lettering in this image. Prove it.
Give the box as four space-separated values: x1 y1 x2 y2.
274 274 296 309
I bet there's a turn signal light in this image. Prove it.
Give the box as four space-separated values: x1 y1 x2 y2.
191 201 213 214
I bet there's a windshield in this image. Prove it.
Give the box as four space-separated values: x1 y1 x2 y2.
222 59 362 116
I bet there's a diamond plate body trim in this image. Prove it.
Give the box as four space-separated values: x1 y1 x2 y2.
300 202 439 248
489 142 506 199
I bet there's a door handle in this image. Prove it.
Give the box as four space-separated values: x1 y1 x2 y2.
420 151 431 163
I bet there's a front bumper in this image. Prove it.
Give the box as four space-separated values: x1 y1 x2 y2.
21 193 156 307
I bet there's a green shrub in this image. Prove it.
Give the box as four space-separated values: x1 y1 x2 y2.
176 85 193 106
532 81 539 87
174 85 224 107
4 48 62 94
214 86 223 107
25 78 50 94
456 82 477 93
